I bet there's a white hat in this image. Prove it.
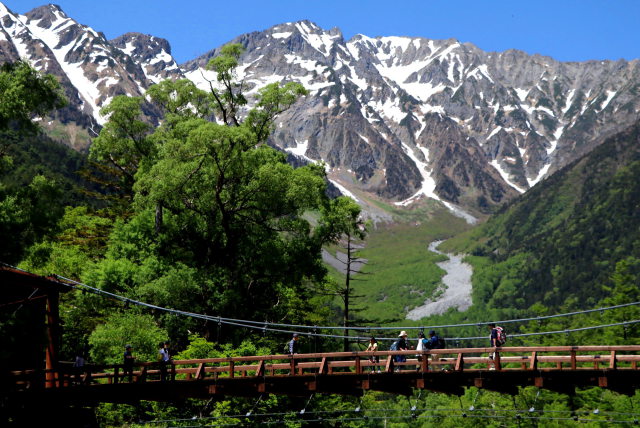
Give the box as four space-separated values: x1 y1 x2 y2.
398 330 408 337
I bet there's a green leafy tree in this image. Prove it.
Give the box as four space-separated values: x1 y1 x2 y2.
0 59 66 137
0 175 64 264
88 312 167 365
89 96 153 196
85 43 354 342
0 61 67 262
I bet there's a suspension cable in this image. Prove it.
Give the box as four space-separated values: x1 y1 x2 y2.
3 262 639 342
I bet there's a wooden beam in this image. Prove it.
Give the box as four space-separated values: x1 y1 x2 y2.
570 351 577 370
385 357 394 373
455 353 464 371
494 353 501 371
529 352 537 370
319 357 328 375
355 357 361 374
256 360 265 377
196 363 206 380
610 351 617 369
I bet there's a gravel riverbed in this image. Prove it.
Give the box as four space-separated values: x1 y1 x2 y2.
405 240 473 320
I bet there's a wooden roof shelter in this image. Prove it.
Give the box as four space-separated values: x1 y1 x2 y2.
0 265 72 388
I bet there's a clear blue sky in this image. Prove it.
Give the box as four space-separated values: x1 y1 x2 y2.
6 0 640 64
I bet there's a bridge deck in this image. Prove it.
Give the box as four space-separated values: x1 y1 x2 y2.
8 345 640 402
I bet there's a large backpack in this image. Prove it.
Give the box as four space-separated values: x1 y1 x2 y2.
389 340 399 351
436 335 447 349
495 326 507 346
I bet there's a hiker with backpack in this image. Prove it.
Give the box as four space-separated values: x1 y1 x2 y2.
415 332 428 366
391 331 409 364
487 323 506 370
425 330 444 350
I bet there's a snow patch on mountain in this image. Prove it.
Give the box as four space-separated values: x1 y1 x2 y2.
599 90 617 112
395 142 439 206
490 159 525 193
25 14 107 123
329 179 360 202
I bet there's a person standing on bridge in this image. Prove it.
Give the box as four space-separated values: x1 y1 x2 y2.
487 323 505 370
393 331 409 364
366 337 379 372
288 333 300 354
158 341 171 381
123 344 134 382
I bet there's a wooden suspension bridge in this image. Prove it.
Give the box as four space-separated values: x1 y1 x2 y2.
8 346 640 404
3 266 640 408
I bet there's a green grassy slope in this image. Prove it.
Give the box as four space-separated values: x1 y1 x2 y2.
329 199 471 324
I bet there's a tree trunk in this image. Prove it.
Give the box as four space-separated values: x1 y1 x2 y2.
343 233 351 352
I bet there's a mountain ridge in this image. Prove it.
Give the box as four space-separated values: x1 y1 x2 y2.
2 3 639 216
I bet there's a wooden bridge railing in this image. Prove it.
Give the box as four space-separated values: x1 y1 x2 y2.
8 345 640 391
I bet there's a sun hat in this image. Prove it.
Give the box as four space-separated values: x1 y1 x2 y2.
398 331 407 337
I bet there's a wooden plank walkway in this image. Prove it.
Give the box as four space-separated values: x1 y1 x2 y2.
8 346 640 403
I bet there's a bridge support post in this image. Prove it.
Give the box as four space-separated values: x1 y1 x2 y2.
421 353 428 373
45 291 60 388
289 357 296 376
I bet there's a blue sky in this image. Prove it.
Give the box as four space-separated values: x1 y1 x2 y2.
7 0 640 64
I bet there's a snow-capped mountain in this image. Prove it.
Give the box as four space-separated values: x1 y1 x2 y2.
0 3 173 146
2 3 640 215
183 21 640 213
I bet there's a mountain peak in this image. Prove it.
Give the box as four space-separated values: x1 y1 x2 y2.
27 4 70 24
111 32 172 56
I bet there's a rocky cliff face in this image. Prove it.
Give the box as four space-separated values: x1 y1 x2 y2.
181 21 640 214
2 3 639 215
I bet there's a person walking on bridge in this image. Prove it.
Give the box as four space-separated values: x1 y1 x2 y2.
123 344 134 382
158 341 171 381
288 333 300 354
